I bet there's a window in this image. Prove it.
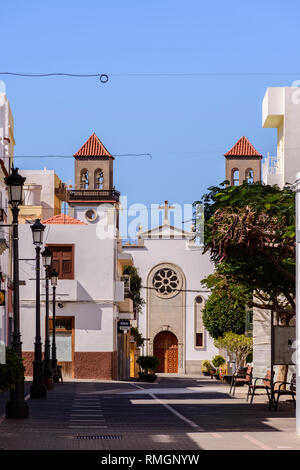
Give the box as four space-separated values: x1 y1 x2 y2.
49 317 73 330
80 169 89 189
232 169 239 186
246 169 254 184
95 169 104 189
196 333 203 347
195 296 205 348
47 245 74 280
153 268 180 297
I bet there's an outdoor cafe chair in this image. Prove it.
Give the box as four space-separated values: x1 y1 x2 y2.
247 369 274 405
230 366 253 397
272 373 296 411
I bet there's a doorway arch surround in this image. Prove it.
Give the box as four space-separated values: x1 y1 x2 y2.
147 262 186 373
153 330 178 373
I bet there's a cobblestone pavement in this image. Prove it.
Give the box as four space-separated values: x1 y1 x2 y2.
0 376 299 450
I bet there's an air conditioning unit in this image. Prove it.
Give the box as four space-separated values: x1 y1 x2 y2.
121 274 130 296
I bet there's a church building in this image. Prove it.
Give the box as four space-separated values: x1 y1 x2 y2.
122 202 218 374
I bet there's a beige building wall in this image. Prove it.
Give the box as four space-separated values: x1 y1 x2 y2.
147 263 186 373
19 169 63 223
225 156 261 185
74 157 113 190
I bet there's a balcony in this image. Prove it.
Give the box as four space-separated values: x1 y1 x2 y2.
67 189 120 203
118 297 134 314
55 183 67 201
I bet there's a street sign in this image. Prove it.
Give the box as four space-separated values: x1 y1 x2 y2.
118 319 130 332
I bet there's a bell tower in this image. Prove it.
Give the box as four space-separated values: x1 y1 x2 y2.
67 133 120 223
73 132 114 190
224 136 262 186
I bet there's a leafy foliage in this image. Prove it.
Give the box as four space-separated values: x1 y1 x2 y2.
214 332 253 369
201 360 212 372
123 265 145 314
212 355 226 369
130 326 144 347
0 347 25 392
202 275 249 338
136 355 160 374
197 182 295 323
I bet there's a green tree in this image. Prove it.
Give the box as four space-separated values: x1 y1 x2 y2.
202 275 250 339
214 332 253 369
197 181 295 382
198 181 295 321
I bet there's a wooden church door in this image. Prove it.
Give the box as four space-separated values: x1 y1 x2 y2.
153 331 178 373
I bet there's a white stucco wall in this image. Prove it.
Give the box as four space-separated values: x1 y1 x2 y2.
20 169 57 219
262 87 300 187
0 93 13 347
18 223 119 353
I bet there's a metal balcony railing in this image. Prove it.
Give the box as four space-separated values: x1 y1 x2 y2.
67 189 120 202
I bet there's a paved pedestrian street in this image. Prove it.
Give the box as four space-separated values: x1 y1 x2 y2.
0 376 299 451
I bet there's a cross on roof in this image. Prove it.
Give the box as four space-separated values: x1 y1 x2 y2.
159 200 175 225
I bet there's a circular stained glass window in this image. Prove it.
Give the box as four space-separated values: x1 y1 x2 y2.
152 267 180 297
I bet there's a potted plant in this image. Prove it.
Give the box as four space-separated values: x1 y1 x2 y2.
0 347 25 393
201 360 212 377
137 355 160 382
212 355 226 380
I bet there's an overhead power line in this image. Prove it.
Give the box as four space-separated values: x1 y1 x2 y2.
1 71 300 81
0 72 109 82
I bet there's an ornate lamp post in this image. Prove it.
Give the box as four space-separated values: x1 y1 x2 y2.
30 219 47 399
41 247 53 389
4 168 29 418
50 269 59 382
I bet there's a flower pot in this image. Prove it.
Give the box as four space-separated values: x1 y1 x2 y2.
138 372 157 383
213 374 221 380
202 371 210 377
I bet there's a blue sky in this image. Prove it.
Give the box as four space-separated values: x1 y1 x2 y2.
1 0 299 214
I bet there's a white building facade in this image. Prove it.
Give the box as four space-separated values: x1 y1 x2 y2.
0 93 14 353
262 86 300 188
19 133 129 380
123 215 218 374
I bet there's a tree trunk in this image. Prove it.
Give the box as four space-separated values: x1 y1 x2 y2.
274 314 290 390
274 365 288 390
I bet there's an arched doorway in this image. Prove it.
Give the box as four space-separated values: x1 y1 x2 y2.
153 331 178 373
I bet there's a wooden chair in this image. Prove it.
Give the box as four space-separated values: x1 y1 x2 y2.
230 366 252 396
247 369 274 404
272 373 296 411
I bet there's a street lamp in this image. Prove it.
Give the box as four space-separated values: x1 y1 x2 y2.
50 269 59 382
30 219 47 399
41 247 53 389
4 168 29 419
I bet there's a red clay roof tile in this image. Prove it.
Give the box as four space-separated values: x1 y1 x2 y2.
73 133 113 158
224 136 262 158
42 214 87 225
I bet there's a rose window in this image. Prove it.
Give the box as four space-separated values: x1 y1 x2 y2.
152 268 180 297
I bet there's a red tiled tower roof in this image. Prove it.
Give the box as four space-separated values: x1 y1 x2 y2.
224 136 262 158
42 214 87 225
73 133 113 158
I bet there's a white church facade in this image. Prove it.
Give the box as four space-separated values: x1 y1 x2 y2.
123 203 218 374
